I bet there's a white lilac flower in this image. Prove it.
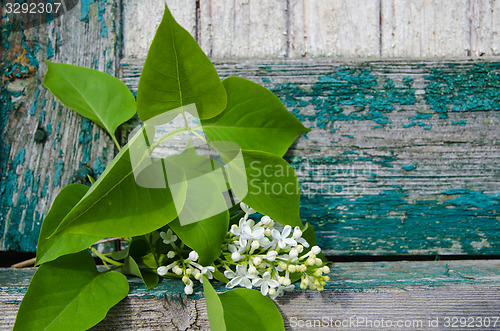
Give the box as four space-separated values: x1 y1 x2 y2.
160 229 177 245
270 285 295 299
228 244 245 261
240 202 256 215
238 222 265 247
157 261 177 276
225 264 256 289
271 225 297 249
252 271 280 296
200 266 215 282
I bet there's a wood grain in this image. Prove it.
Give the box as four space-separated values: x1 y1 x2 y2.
122 0 197 59
2 260 500 330
121 59 500 256
0 1 117 251
288 0 380 57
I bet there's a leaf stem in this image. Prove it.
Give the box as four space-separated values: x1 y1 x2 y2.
112 134 122 151
90 247 124 267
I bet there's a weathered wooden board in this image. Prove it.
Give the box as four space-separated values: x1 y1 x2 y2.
0 2 119 251
2 260 500 329
121 59 500 256
123 0 500 59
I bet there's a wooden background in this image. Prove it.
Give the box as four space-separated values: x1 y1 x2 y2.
1 0 499 256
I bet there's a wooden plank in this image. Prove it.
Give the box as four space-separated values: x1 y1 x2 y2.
470 0 500 57
122 0 197 59
381 0 471 57
0 1 118 251
198 0 289 58
121 59 500 256
1 260 499 329
288 0 380 57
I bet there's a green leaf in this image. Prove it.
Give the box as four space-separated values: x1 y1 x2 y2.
136 4 226 121
14 251 129 331
203 276 226 331
219 289 285 331
238 150 302 227
35 184 101 266
37 128 182 265
43 61 136 145
169 210 229 266
122 256 159 290
202 77 310 156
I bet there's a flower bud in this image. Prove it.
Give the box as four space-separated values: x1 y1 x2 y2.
283 278 291 286
264 228 272 236
268 288 276 296
185 268 193 276
248 265 257 275
157 266 169 276
266 250 278 262
252 256 262 265
296 245 304 253
278 261 288 270
182 275 190 284
260 215 272 225
173 266 183 275
188 250 199 262
289 248 299 259
231 252 242 261
311 246 321 255
288 264 296 273
184 284 193 295
251 240 260 251
167 251 176 259
315 258 323 266
322 266 330 273
240 202 256 215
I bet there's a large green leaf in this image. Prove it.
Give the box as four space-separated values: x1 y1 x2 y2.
136 4 226 121
204 287 285 331
122 256 159 290
43 61 136 145
36 184 100 266
169 210 229 266
202 77 310 156
14 251 129 331
38 128 182 265
238 150 302 227
203 276 226 331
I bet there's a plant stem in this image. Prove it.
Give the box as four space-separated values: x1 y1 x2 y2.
90 247 124 267
147 126 188 153
112 134 122 151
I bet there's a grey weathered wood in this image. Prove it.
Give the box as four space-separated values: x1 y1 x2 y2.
0 1 116 251
120 58 500 256
381 0 471 57
122 0 500 59
122 0 197 59
288 0 380 57
470 0 500 56
2 260 500 330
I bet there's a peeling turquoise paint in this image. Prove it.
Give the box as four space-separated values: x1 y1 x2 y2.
46 41 54 59
300 188 500 255
53 159 64 187
92 147 108 178
452 120 467 126
402 164 417 171
78 118 93 164
80 0 95 22
29 89 40 116
271 68 416 133
424 63 500 119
